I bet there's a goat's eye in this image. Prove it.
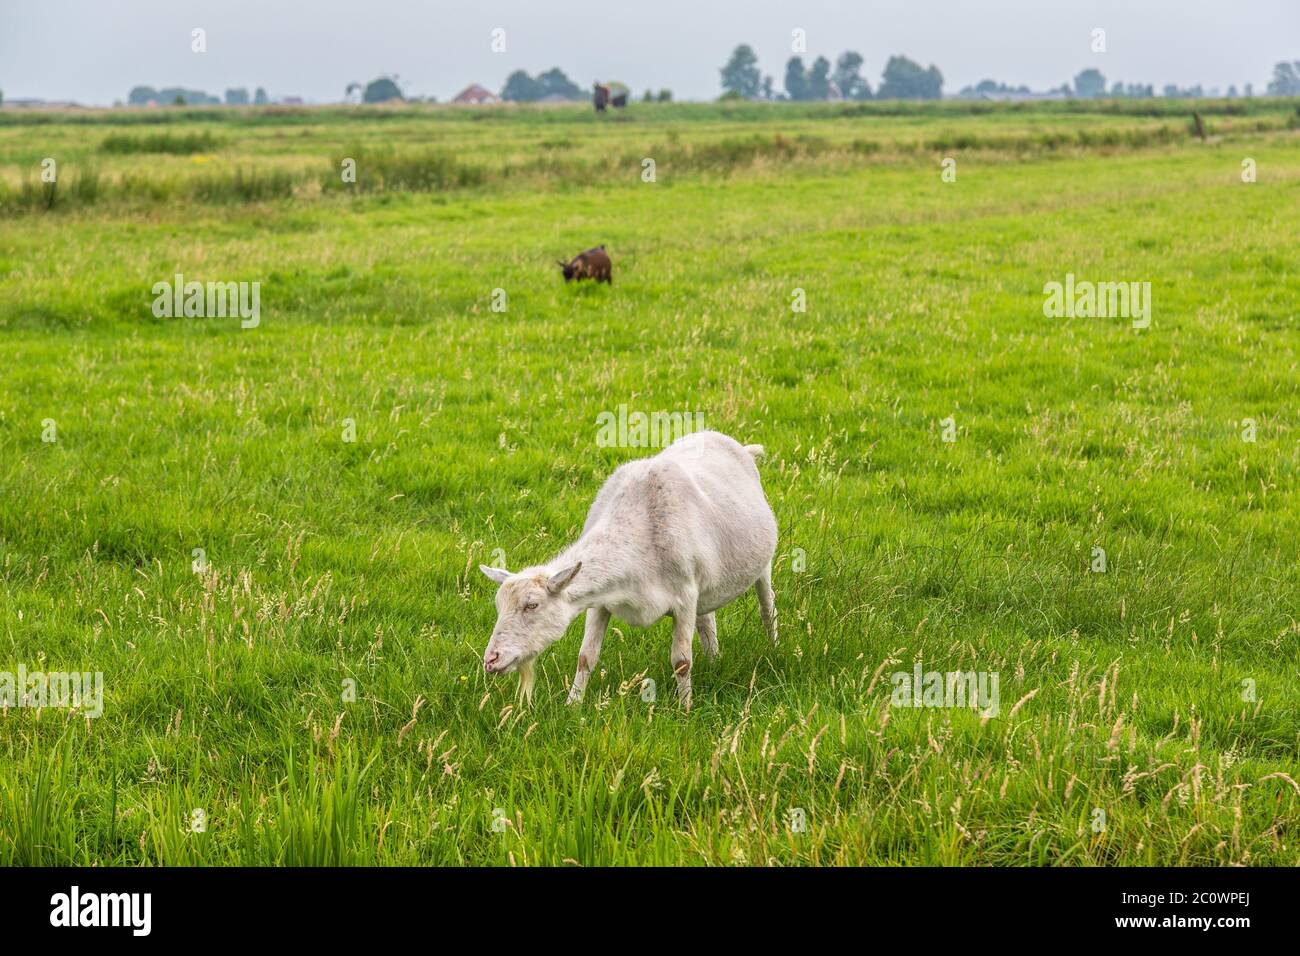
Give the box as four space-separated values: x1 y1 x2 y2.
524 602 539 611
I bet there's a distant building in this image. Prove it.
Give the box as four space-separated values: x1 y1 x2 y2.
956 90 1070 103
2 98 82 109
277 96 304 106
452 84 500 105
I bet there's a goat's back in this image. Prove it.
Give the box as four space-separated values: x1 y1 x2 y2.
587 431 776 609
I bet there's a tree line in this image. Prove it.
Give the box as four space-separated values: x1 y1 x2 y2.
720 44 1300 101
111 56 1300 108
721 45 942 101
721 45 942 100
127 86 269 106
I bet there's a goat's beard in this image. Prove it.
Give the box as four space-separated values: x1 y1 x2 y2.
517 658 536 705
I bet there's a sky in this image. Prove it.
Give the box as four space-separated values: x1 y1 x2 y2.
1 0 1295 105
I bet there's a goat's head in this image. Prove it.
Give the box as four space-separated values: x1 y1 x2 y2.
479 562 583 699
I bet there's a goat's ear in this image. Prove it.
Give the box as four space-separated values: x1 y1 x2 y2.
479 565 511 585
546 562 582 595
556 260 568 268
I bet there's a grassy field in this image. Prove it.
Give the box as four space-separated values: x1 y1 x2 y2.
1 99 1298 866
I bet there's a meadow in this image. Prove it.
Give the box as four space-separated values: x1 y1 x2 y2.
0 98 1298 865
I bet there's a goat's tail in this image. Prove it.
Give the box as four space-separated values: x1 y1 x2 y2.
743 443 766 461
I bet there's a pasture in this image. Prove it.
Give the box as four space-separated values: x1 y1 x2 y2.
1 98 1298 865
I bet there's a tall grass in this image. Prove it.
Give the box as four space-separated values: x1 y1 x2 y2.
3 101 1298 216
324 147 488 194
192 166 296 203
100 130 221 154
0 737 82 865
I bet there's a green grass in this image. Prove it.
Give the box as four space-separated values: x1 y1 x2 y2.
99 130 222 155
1 100 1298 866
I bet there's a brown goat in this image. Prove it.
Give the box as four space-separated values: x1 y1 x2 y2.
557 246 612 284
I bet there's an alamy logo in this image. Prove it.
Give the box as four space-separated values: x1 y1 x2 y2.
1043 273 1150 329
50 886 151 936
595 404 705 449
890 664 999 717
0 664 103 718
152 273 260 328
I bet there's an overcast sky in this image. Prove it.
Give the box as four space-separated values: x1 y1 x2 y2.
2 0 1294 104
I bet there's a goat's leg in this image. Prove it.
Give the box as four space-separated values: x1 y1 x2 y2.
756 563 777 645
696 611 718 660
671 597 698 710
567 606 610 705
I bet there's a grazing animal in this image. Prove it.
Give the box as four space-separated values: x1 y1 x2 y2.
480 431 778 709
557 245 612 284
592 84 626 112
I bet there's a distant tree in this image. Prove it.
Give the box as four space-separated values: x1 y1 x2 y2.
784 56 809 101
959 79 1032 97
833 51 871 100
1267 61 1300 96
153 87 220 105
501 70 542 102
877 56 943 99
225 88 249 106
643 89 654 102
1227 85 1238 98
657 89 672 102
761 75 774 100
807 56 832 100
720 44 762 99
1244 83 1253 97
254 87 269 105
360 78 401 103
128 86 158 105
537 67 582 100
1073 68 1106 98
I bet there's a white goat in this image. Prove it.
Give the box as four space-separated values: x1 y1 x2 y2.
480 430 778 708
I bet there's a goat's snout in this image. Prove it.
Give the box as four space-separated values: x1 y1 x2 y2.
484 649 501 672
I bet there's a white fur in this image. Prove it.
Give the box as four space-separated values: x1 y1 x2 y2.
480 431 778 708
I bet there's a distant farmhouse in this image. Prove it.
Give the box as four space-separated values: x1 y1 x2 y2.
453 84 500 105
954 81 1071 102
968 90 1070 102
2 98 83 109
